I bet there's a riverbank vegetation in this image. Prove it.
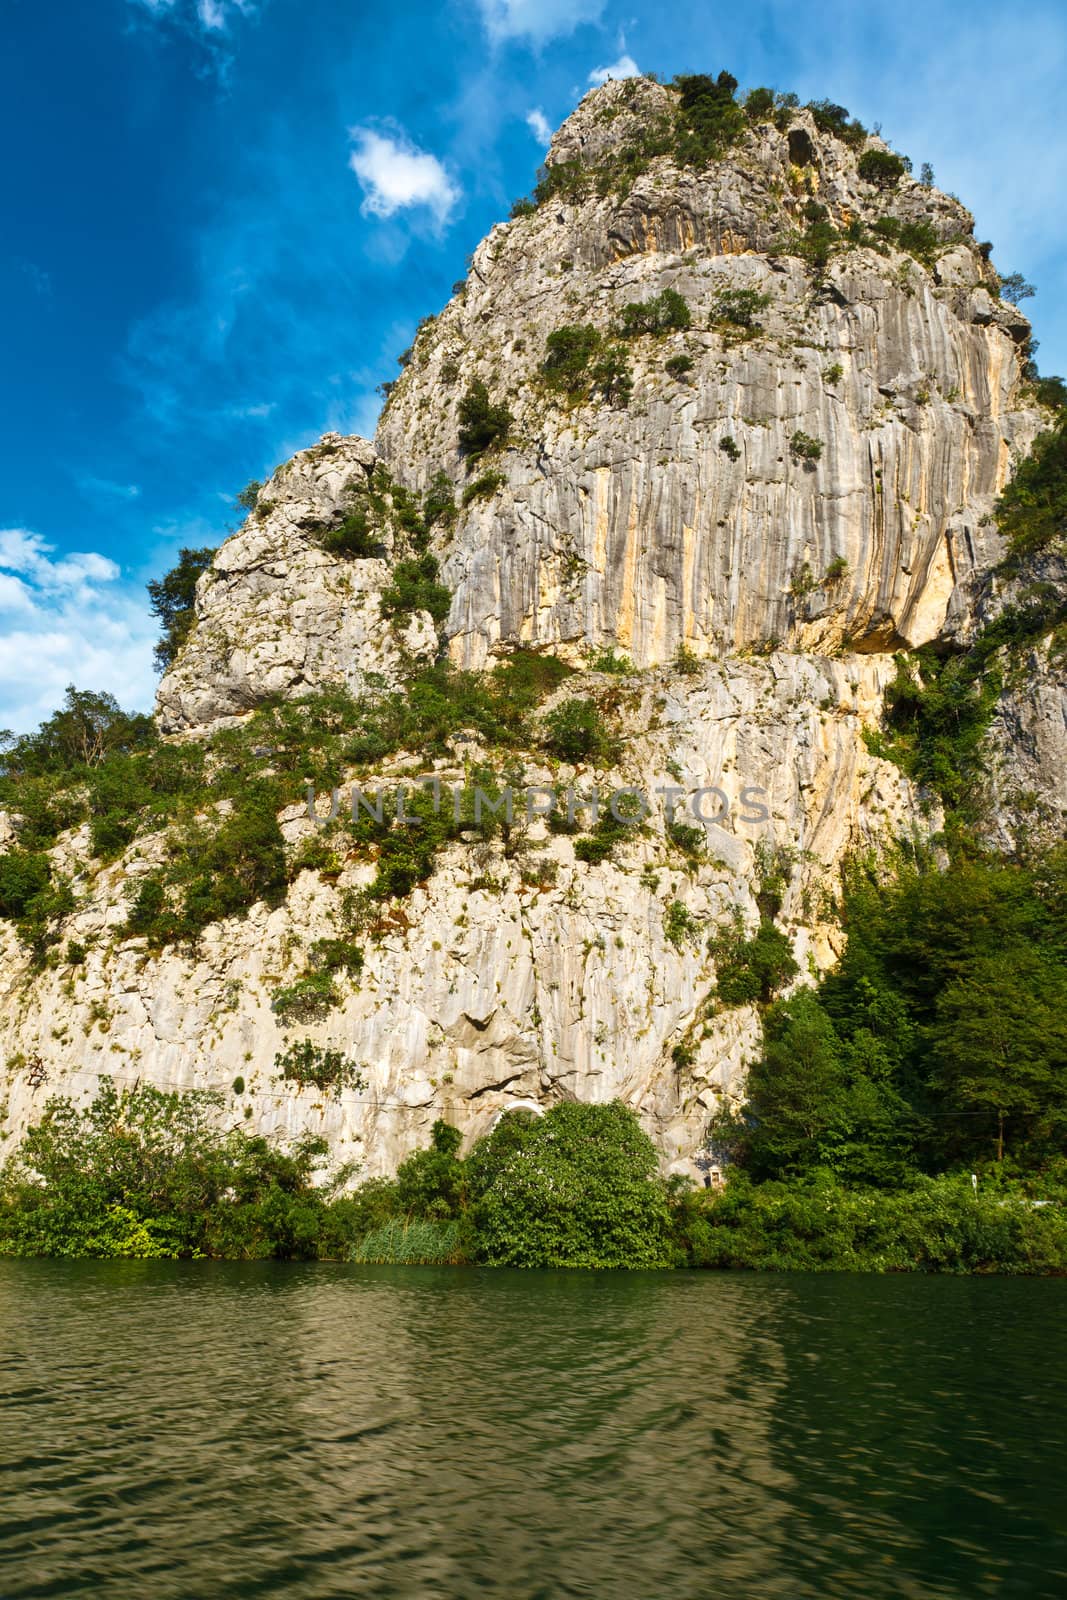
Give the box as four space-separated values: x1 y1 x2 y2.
2 1049 1065 1270
0 1093 675 1267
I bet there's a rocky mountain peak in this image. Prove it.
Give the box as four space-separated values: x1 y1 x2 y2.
3 74 1061 1185
160 74 1043 729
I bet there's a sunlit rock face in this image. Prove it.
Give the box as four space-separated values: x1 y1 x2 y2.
376 81 1042 671
156 435 437 734
4 79 1059 1178
4 652 930 1179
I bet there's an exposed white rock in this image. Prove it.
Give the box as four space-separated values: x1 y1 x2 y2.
377 87 1043 672
3 79 1059 1180
156 435 437 734
3 653 929 1179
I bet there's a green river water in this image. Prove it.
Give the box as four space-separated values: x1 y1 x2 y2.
1 1262 1064 1598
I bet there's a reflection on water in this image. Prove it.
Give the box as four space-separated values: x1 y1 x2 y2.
0 1263 1064 1598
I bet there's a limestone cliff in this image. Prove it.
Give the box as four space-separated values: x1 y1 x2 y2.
1 77 1062 1179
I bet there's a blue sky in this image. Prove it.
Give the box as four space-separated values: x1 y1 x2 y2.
2 0 1065 731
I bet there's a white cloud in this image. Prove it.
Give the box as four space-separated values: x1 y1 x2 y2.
477 0 604 44
588 54 641 85
0 530 157 733
348 127 460 226
525 108 553 146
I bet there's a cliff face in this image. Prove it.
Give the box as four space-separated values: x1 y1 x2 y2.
376 83 1039 670
973 545 1067 849
155 436 438 734
1 651 926 1177
162 80 1043 732
1 78 1062 1177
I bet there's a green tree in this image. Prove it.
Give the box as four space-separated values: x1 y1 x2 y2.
394 1120 467 1220
998 272 1036 305
0 1081 342 1260
0 850 52 919
930 949 1067 1162
540 323 603 395
672 72 745 165
712 288 771 331
471 1102 673 1267
589 342 633 405
807 100 867 145
318 507 382 558
380 553 452 625
179 786 288 934
542 697 610 762
713 916 799 1006
995 421 1066 556
619 288 691 337
858 149 907 189
235 480 263 513
0 686 155 777
147 547 217 671
720 990 914 1185
744 87 775 121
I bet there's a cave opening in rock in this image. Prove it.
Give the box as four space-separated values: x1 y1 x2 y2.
788 127 815 167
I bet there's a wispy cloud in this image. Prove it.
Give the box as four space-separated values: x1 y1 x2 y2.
77 477 142 503
525 107 553 145
229 401 275 419
348 125 460 225
588 53 640 84
0 530 157 732
128 0 260 31
14 258 53 298
476 0 605 45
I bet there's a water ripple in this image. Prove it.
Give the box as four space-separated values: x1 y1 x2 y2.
0 1264 1065 1598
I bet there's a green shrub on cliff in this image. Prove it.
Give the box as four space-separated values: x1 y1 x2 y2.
858 149 907 189
380 553 452 625
619 288 691 337
457 380 511 459
317 507 382 558
995 421 1067 557
147 546 217 671
274 1040 366 1095
0 849 52 919
540 323 603 393
712 287 772 337
711 913 799 1007
807 99 868 147
541 697 612 762
672 71 746 166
